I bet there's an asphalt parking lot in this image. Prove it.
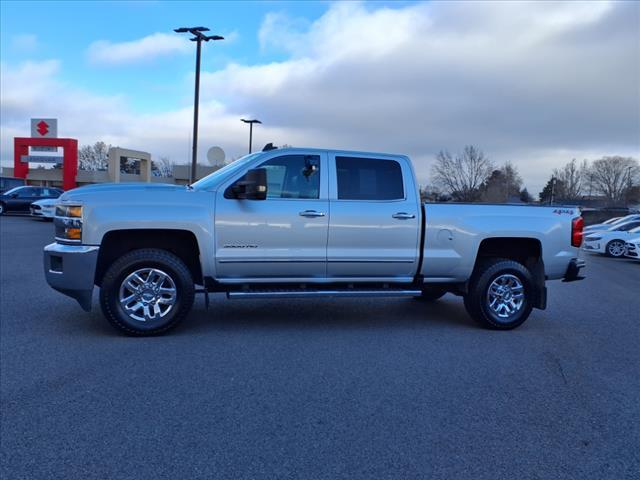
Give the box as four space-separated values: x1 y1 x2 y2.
1 215 638 479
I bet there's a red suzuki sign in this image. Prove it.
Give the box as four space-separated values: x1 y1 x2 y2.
30 118 57 138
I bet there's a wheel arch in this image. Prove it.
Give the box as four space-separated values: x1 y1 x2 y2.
95 229 203 287
472 237 546 309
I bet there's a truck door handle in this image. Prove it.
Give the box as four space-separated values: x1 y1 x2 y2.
392 212 415 220
299 210 325 218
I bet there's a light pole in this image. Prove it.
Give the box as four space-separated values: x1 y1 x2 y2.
241 119 262 153
174 26 223 183
625 165 633 207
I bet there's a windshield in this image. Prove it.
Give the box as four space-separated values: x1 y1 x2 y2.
610 221 639 231
3 186 25 196
191 153 263 191
616 215 639 224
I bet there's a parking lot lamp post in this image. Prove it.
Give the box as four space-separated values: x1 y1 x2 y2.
174 27 224 183
241 119 262 153
626 166 633 207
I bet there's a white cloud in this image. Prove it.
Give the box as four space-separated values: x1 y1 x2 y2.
222 30 240 45
0 59 277 169
201 0 640 192
87 33 191 65
2 1 639 196
10 34 39 53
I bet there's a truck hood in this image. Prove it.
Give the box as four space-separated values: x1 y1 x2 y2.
60 182 184 201
58 182 209 209
33 198 59 207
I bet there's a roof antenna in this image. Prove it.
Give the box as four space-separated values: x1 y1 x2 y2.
262 143 277 152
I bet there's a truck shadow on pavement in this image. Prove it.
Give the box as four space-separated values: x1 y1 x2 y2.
183 296 476 334
73 295 477 337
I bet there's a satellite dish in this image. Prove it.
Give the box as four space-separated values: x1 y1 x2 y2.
207 146 225 166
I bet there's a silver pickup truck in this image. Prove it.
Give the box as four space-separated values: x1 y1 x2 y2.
44 148 585 335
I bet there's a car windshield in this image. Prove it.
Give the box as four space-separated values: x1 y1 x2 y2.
3 186 25 196
191 153 263 191
609 221 638 231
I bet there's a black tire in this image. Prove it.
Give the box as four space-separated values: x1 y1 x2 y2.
605 239 626 258
99 248 195 336
0 202 5 215
463 258 534 330
415 286 447 302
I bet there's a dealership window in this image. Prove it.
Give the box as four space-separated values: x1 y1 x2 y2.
336 157 404 200
259 155 321 199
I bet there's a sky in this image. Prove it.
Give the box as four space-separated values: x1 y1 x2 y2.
1 0 639 195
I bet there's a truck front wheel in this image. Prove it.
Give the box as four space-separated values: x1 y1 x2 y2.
99 249 195 336
464 258 534 330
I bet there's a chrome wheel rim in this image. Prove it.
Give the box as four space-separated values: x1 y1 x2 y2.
118 268 177 322
608 241 625 257
487 274 525 320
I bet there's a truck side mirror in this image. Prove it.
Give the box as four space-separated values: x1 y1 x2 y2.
230 168 267 200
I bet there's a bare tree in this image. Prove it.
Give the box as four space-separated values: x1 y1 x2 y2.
419 184 450 203
431 146 494 202
586 156 639 205
552 159 586 201
78 141 110 171
152 156 174 177
480 162 523 202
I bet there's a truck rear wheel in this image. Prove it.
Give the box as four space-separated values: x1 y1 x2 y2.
464 258 534 330
99 249 195 336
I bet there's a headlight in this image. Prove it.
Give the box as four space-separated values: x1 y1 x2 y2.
55 204 83 243
55 205 82 218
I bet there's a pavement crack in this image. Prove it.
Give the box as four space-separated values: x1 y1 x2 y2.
554 357 568 386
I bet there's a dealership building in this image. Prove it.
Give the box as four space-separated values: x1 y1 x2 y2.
2 119 219 190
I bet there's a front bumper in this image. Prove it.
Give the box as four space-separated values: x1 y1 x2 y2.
563 258 586 282
582 242 600 252
31 206 55 218
43 243 99 311
625 243 639 258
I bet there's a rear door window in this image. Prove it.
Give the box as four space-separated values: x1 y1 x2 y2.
336 157 404 200
16 187 37 198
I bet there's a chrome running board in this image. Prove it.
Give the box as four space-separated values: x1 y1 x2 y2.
227 289 421 299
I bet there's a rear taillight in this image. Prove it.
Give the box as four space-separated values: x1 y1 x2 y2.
571 217 584 247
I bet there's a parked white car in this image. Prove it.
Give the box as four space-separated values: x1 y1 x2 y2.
625 236 640 261
30 198 57 220
584 214 640 233
583 222 640 257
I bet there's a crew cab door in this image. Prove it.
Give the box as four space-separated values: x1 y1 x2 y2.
327 154 421 279
214 152 329 280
